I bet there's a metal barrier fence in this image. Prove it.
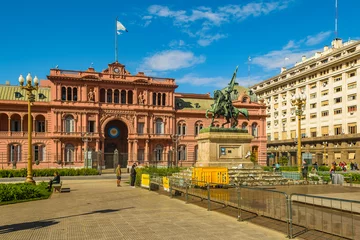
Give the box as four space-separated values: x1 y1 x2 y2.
146 175 360 239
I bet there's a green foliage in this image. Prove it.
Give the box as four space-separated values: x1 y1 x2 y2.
199 127 248 134
0 182 51 204
322 176 331 183
278 156 289 166
0 168 99 178
310 176 319 181
250 152 257 164
135 166 182 186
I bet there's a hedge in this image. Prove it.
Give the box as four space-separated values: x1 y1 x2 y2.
134 166 182 186
263 166 342 172
0 168 99 178
0 182 52 205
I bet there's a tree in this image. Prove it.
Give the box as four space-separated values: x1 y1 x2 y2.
279 156 289 166
250 152 257 168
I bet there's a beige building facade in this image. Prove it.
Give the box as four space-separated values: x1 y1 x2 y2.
251 38 360 166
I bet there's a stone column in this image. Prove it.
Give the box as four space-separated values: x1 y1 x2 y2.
145 140 149 163
144 115 148 134
20 116 23 133
133 140 138 163
128 140 133 163
150 115 154 134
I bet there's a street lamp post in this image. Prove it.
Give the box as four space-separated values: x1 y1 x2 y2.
291 93 306 173
81 132 93 168
171 134 181 167
19 73 39 184
322 141 328 165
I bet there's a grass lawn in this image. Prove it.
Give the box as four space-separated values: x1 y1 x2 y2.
0 181 52 205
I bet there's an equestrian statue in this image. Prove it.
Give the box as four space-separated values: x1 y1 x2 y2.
205 66 249 128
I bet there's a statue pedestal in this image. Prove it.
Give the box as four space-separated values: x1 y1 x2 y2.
196 128 253 168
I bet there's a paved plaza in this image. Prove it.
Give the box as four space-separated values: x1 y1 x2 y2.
0 179 286 240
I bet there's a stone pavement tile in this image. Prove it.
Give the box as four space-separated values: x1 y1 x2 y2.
0 179 287 240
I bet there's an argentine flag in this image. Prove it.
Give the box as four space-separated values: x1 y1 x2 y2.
117 21 128 35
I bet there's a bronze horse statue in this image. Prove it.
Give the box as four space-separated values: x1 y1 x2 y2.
206 90 249 128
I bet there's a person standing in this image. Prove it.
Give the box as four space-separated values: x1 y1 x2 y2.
116 164 122 187
130 163 137 188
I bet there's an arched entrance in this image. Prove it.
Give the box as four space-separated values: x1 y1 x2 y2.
104 120 128 169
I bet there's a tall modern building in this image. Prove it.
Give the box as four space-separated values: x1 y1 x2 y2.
250 38 360 166
0 61 267 169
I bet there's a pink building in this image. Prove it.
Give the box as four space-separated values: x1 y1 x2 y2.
0 62 267 170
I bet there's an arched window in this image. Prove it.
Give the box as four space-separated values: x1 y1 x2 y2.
121 90 126 104
73 88 78 101
162 93 166 106
242 97 248 103
61 87 66 101
35 115 46 132
242 122 248 131
34 144 46 162
67 87 72 101
178 145 187 161
157 93 161 105
152 93 157 105
9 144 21 162
65 115 75 133
128 90 133 104
194 145 198 161
155 118 164 134
252 123 258 137
114 90 119 103
195 121 203 135
107 89 113 103
65 144 74 162
155 145 163 161
177 121 186 135
213 121 220 128
100 89 106 103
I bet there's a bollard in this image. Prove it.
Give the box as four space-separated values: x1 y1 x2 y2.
169 179 173 198
237 187 242 221
288 196 293 239
185 181 189 204
207 183 211 211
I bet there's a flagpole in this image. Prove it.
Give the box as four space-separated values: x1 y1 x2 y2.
115 17 118 62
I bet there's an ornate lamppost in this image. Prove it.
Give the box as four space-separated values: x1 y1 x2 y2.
19 73 38 184
291 93 306 173
322 141 328 165
81 132 93 168
171 134 181 167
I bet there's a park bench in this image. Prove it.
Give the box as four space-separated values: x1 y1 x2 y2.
53 181 62 192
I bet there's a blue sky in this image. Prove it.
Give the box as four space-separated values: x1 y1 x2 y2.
0 0 358 94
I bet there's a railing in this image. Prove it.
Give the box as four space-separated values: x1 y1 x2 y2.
145 176 360 239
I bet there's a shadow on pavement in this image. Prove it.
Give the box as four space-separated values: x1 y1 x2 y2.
0 207 135 235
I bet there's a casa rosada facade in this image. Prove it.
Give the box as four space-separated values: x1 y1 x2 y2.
0 61 267 169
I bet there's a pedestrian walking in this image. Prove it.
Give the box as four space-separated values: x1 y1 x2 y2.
130 163 137 188
116 164 122 187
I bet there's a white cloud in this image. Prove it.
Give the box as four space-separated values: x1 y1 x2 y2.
145 1 292 46
169 39 186 48
141 50 205 71
252 31 331 70
305 31 332 46
177 73 263 88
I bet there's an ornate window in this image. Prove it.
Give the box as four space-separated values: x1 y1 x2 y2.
34 144 46 162
155 119 164 134
121 90 126 104
65 115 75 133
61 87 66 101
65 144 75 162
155 145 163 161
107 89 113 103
67 87 72 101
35 115 46 132
241 122 248 130
72 88 78 101
162 93 166 106
177 145 187 161
9 144 21 162
195 121 203 135
251 123 258 137
128 90 133 104
114 90 119 103
100 89 106 103
177 121 186 135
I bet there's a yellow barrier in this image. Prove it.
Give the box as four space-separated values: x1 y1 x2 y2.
192 167 229 187
141 174 150 188
163 177 170 192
